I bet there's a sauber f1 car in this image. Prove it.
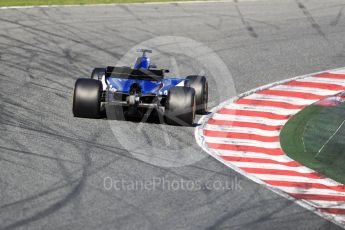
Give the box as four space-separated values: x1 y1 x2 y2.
72 49 208 126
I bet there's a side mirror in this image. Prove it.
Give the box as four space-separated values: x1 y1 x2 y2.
164 69 170 73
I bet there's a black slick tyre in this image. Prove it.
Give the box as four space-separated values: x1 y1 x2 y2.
185 75 208 114
73 78 102 118
165 86 196 126
91 68 106 81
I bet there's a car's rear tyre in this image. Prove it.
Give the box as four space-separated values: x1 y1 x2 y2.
91 68 106 81
73 78 102 118
165 86 196 126
185 75 208 114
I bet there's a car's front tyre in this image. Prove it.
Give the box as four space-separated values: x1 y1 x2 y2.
91 68 106 81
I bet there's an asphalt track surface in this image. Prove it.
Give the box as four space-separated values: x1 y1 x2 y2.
1 0 345 229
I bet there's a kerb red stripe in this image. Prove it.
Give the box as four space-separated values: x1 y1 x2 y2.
314 73 345 80
265 181 345 192
318 208 345 215
289 193 345 202
284 80 345 90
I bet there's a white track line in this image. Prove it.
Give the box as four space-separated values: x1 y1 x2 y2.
217 150 291 160
271 85 342 95
204 125 280 136
212 114 288 125
315 119 345 158
299 77 345 86
308 200 345 209
230 162 318 172
245 93 318 105
330 70 345 75
204 137 281 148
254 174 341 185
224 103 299 115
277 187 345 197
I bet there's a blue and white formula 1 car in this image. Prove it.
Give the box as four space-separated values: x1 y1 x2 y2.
72 49 208 126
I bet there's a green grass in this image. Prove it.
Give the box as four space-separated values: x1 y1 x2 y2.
280 103 345 184
0 0 196 7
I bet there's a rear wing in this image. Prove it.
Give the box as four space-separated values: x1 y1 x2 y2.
105 66 164 81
